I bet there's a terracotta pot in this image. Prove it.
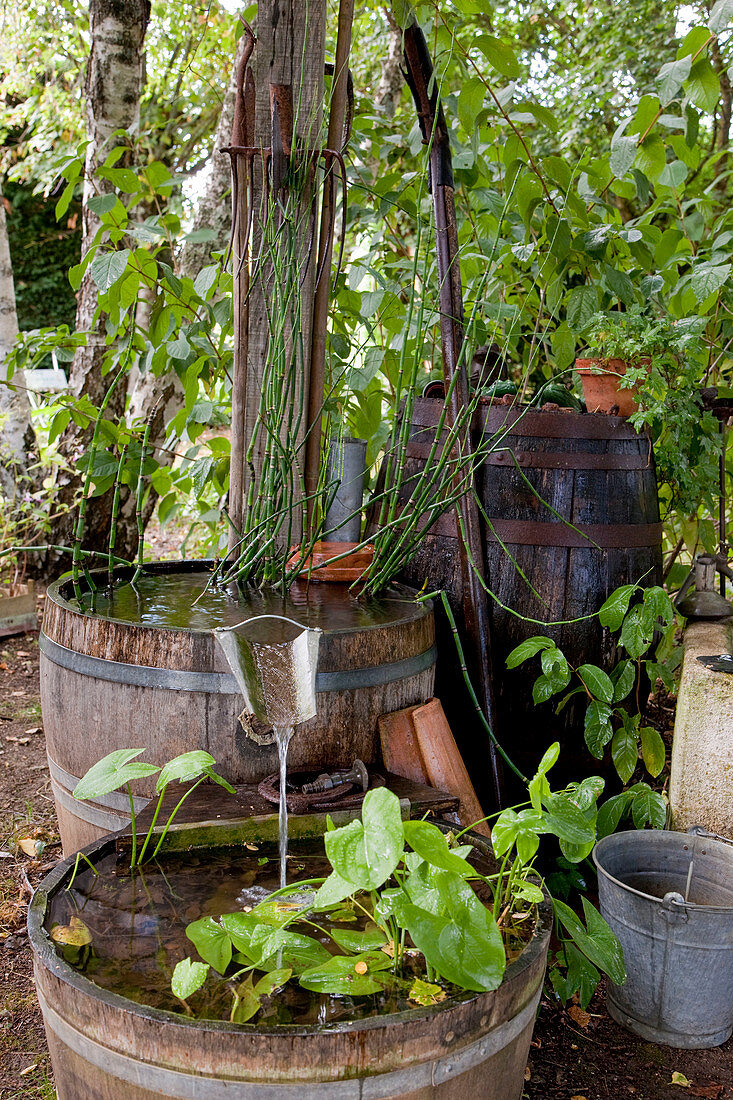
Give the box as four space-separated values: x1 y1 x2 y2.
575 357 646 416
287 540 375 582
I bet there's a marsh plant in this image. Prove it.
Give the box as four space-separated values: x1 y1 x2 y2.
169 746 625 1021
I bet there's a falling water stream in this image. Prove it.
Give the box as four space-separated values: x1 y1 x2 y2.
274 725 295 888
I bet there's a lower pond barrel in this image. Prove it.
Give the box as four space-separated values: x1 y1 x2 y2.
40 563 436 853
395 399 663 796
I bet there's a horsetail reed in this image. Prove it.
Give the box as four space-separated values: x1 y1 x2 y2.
71 363 126 603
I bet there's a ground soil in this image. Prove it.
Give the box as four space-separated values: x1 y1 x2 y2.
0 595 730 1099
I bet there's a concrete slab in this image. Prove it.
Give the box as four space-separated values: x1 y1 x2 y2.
670 618 733 838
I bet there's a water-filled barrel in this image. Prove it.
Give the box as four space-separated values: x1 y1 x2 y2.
30 829 552 1100
40 561 435 853
397 399 662 791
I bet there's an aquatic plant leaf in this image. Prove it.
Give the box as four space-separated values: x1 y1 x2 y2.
408 978 446 1006
155 751 217 791
171 958 208 1000
403 820 473 876
438 906 505 993
312 869 356 910
254 968 292 997
186 916 232 974
299 952 388 995
256 929 332 975
73 748 159 801
553 897 626 986
404 861 445 916
50 916 92 947
230 977 261 1024
325 787 405 891
491 808 543 863
220 913 259 957
330 926 388 952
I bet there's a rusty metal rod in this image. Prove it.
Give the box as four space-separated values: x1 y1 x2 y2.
402 18 503 806
304 0 356 535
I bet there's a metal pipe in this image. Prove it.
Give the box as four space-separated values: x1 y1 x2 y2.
323 436 367 542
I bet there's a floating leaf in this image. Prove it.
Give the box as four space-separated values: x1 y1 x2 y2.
50 916 92 947
171 958 208 1000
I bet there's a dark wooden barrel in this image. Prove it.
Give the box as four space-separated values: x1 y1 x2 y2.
396 399 662 793
29 830 552 1100
40 562 435 853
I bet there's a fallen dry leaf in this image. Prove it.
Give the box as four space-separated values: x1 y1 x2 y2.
381 940 396 958
568 1005 592 1028
671 1071 691 1087
524 1067 531 1082
407 978 445 1006
24 727 42 736
691 1086 722 1098
50 916 92 946
17 837 39 858
19 1064 37 1077
0 662 8 671
571 1096 589 1099
16 650 29 658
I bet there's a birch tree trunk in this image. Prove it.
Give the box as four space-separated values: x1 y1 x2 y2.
0 184 34 503
41 0 150 573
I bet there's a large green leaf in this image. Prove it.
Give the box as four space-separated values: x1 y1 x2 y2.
403 820 473 876
541 793 596 847
584 701 614 758
577 665 614 704
324 787 404 891
566 285 601 332
90 248 130 292
312 870 355 910
474 35 520 79
257 929 333 975
330 926 387 953
505 636 554 669
611 724 639 784
299 952 390 995
553 897 626 986
186 917 232 974
656 56 691 104
73 748 159 801
640 726 665 777
686 58 721 114
491 807 543 863
599 585 636 630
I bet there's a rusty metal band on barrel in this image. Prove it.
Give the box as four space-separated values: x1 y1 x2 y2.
36 985 541 1098
38 633 437 693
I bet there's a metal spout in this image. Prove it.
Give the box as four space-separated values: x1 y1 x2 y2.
214 615 322 729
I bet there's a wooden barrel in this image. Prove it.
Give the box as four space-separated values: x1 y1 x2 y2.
29 830 552 1100
397 399 662 793
40 561 435 853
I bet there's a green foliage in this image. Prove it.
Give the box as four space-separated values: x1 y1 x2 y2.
72 748 235 868
506 584 680 784
175 766 629 1020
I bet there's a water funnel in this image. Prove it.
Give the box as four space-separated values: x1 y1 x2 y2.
214 615 322 731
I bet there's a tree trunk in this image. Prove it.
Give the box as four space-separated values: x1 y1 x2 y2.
179 32 244 281
376 14 404 117
39 0 150 576
0 183 35 504
230 1 326 539
712 34 731 192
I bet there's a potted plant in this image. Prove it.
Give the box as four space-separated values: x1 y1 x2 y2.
575 306 666 415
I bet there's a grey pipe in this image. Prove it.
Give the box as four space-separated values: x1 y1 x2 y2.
323 436 367 542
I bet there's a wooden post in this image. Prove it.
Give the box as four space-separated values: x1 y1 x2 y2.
228 1 326 545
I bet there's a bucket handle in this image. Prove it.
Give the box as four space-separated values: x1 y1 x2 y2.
687 825 733 847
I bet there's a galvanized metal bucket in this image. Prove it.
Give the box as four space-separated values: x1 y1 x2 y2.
593 828 733 1048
